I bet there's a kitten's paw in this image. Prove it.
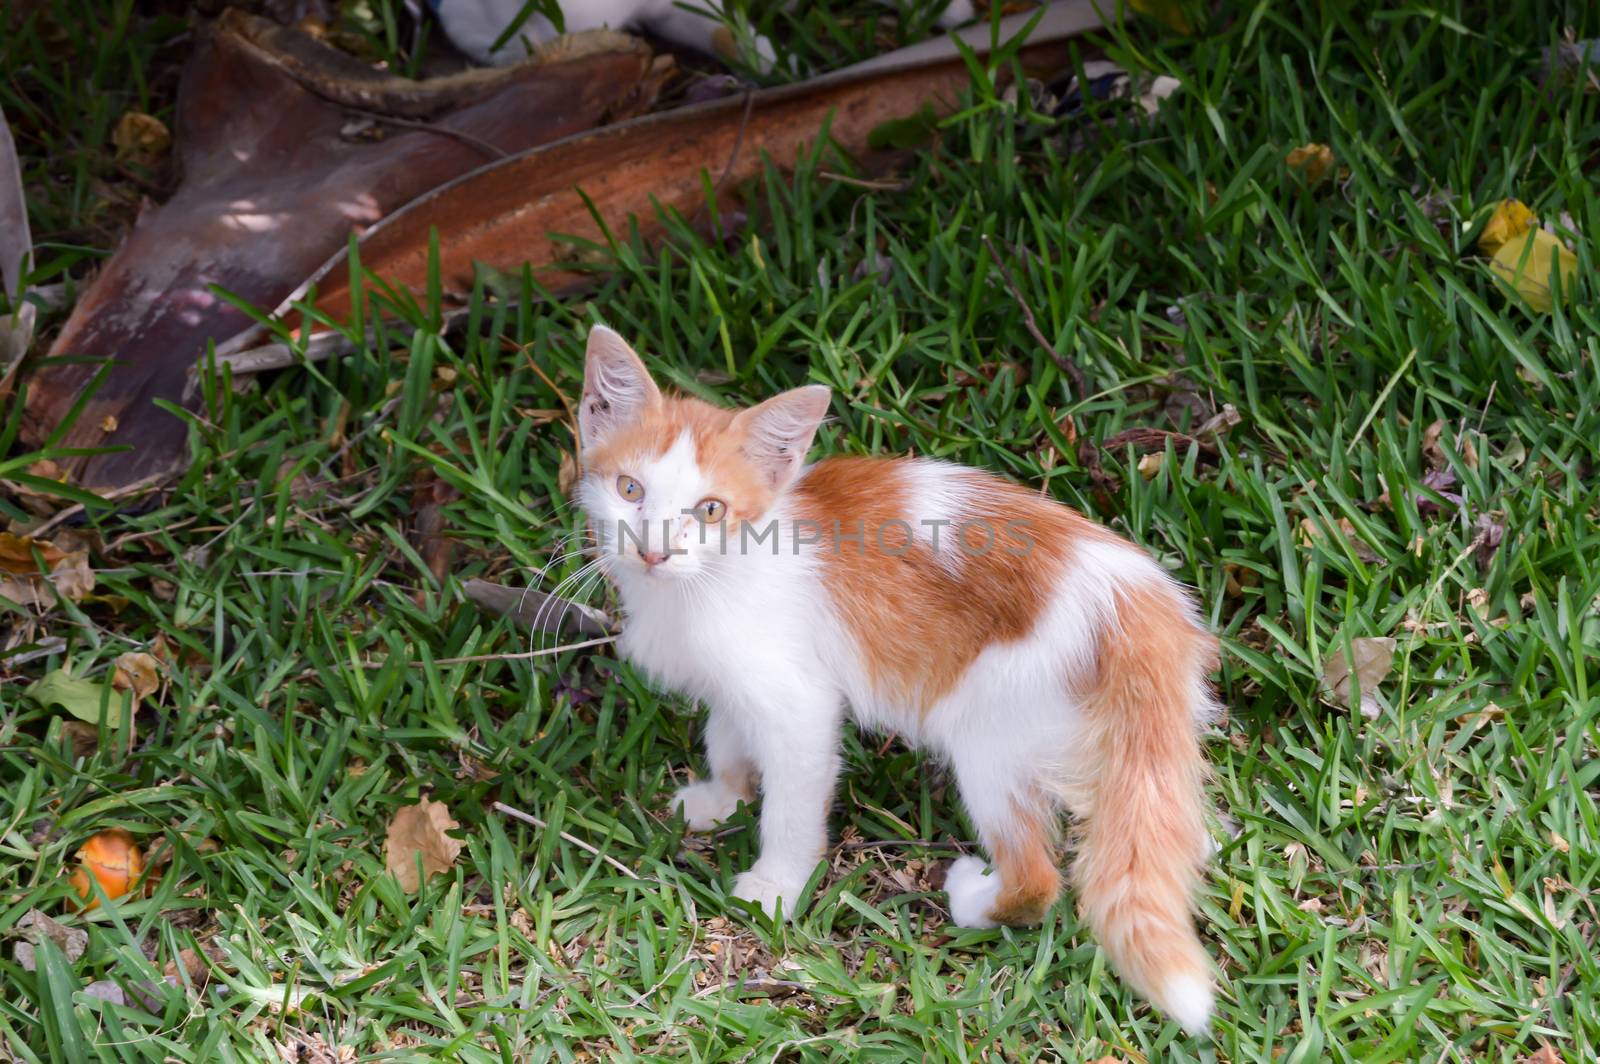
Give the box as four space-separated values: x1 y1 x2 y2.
672 781 742 832
937 0 977 28
945 856 1001 927
731 868 803 921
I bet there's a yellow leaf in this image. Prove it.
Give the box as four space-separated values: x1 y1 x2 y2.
1490 229 1579 313
384 799 462 892
1286 143 1334 184
1126 0 1193 34
112 111 171 161
1476 198 1535 255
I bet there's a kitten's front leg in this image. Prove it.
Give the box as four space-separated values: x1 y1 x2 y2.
730 690 843 920
672 706 755 831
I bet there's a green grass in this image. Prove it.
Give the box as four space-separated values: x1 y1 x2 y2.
4 1 1600 1060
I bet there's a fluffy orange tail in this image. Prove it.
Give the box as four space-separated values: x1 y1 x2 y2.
1073 584 1217 1032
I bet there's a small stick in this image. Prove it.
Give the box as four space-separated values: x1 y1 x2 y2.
818 171 910 191
463 577 614 637
342 107 508 160
420 633 616 666
492 801 641 880
980 235 1088 399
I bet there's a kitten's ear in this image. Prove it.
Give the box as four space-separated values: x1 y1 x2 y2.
732 384 831 489
580 325 661 452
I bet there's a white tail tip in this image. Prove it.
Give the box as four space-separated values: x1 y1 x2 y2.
1162 973 1215 1034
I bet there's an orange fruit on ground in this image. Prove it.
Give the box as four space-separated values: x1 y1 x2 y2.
68 829 144 911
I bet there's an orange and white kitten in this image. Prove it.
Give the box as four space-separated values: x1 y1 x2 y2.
576 325 1220 1032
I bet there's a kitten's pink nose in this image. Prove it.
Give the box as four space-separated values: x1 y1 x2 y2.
640 550 669 567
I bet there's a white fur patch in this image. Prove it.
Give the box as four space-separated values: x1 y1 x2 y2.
1162 972 1215 1034
900 459 981 573
945 856 1001 927
731 869 799 921
672 780 743 832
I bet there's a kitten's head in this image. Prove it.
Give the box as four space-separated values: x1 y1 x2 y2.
575 325 830 581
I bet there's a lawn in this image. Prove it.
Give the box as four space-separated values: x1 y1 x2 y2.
3 1 1599 1061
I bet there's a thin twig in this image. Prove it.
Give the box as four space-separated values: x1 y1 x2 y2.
980 234 1087 399
715 90 756 196
837 837 972 852
692 976 811 999
343 107 508 160
24 472 174 539
417 633 616 667
818 171 910 191
692 89 755 232
492 801 641 880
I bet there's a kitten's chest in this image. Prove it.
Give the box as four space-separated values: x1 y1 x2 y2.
616 575 813 700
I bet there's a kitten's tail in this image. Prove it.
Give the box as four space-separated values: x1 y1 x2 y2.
1073 582 1217 1033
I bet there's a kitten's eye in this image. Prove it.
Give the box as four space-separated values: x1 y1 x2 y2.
617 475 644 502
693 498 726 523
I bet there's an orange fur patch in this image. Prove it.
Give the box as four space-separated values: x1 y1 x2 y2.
791 457 1109 713
581 395 776 530
1069 582 1214 1009
987 796 1064 925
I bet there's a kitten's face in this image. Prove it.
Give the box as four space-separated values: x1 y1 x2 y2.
580 409 771 582
575 327 829 584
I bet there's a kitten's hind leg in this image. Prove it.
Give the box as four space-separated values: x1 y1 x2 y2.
945 766 1062 927
672 707 755 831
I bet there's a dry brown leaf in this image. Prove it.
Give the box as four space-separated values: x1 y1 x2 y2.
1298 516 1382 564
164 947 211 988
13 909 88 972
1358 939 1390 984
1322 636 1396 721
0 532 66 573
59 721 100 760
112 651 162 703
1550 830 1570 854
1196 402 1241 441
1421 419 1447 469
0 573 50 607
1523 1046 1563 1064
112 111 171 161
1223 562 1261 599
49 551 95 601
384 798 462 892
276 1034 356 1064
1286 143 1334 184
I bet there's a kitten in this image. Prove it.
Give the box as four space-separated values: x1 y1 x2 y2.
575 325 1219 1032
432 0 976 70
